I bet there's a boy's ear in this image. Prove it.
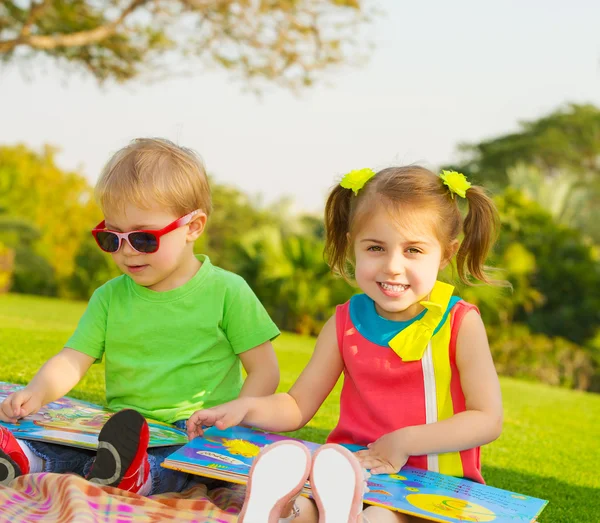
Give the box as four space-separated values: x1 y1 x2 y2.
440 239 459 270
186 212 207 242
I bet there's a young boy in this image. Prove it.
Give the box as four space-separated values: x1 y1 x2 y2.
0 138 281 495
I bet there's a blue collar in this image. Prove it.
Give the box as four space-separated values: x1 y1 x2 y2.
349 293 461 347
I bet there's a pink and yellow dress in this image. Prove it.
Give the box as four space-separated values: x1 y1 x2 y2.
327 281 484 483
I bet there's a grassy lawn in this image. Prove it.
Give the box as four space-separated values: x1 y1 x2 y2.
1 293 599 522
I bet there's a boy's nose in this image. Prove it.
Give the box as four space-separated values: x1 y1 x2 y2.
120 238 138 255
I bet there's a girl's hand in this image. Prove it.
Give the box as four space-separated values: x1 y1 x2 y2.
355 429 411 475
0 389 41 423
186 398 250 440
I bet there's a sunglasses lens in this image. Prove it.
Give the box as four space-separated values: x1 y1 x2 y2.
129 232 159 253
96 232 120 253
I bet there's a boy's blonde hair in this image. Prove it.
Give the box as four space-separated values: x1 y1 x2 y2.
95 138 212 218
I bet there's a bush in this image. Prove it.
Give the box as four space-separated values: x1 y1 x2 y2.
68 238 120 300
10 245 57 296
488 323 596 391
494 189 600 346
0 241 14 293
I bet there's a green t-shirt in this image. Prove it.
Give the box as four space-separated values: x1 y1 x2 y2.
65 255 280 424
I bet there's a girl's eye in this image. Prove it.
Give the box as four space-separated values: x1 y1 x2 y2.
367 245 384 252
406 248 422 254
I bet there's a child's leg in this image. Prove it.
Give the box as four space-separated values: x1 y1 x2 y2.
85 411 206 495
86 409 151 493
144 445 203 495
0 426 31 484
1 425 95 485
291 496 319 523
145 418 218 495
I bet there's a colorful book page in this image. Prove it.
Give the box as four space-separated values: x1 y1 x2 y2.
162 426 547 523
0 382 188 449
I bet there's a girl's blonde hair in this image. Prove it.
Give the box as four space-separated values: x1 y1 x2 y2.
95 138 212 218
324 165 500 285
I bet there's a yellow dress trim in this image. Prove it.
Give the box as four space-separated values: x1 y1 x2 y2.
388 281 454 362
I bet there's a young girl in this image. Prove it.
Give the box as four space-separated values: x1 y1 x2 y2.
187 166 504 523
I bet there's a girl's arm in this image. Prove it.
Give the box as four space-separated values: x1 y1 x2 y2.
360 310 503 473
238 340 280 397
187 314 343 438
0 348 95 422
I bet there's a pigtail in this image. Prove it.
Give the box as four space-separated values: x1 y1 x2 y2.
324 184 354 280
456 185 502 285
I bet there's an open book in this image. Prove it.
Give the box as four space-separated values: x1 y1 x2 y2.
0 382 188 449
162 426 547 523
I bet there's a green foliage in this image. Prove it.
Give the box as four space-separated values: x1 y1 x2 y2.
228 223 353 335
1 293 599 522
0 144 101 290
202 183 277 270
0 0 368 88
11 245 58 296
68 237 121 300
0 215 41 245
487 323 595 391
507 163 600 243
275 234 345 334
494 189 600 346
204 184 354 335
0 240 13 292
451 103 600 187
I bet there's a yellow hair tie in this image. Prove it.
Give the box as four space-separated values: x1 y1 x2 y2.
340 168 376 195
439 170 471 198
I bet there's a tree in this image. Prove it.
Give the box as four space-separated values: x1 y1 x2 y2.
0 144 101 293
230 224 353 335
486 189 599 346
0 240 14 293
69 237 120 299
0 0 368 88
449 104 600 188
506 164 600 243
202 182 277 270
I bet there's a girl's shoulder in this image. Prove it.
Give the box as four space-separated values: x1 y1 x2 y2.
449 299 480 328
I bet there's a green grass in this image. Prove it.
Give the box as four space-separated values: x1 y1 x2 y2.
1 293 599 522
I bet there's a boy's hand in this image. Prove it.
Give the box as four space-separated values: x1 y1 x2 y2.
186 398 250 440
0 389 42 423
355 429 411 475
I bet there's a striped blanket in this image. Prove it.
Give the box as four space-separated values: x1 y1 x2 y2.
0 473 245 522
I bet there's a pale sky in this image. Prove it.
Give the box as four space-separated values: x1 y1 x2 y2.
1 0 599 213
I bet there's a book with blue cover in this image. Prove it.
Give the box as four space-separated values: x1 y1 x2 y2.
0 382 188 449
162 425 548 523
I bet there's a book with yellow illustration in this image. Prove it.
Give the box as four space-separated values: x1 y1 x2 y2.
0 382 188 449
161 425 547 523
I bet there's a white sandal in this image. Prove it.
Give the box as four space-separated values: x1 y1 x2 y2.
310 444 367 523
239 440 311 523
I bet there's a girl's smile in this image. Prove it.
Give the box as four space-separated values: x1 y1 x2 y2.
353 207 446 321
377 281 410 297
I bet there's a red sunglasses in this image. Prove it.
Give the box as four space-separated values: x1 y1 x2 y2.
92 210 200 254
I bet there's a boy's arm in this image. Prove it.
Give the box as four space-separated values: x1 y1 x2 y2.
238 340 280 397
358 310 503 474
0 348 95 422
